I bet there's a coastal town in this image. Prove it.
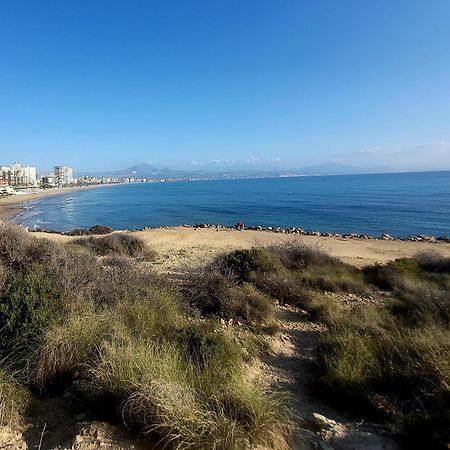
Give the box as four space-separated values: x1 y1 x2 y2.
0 161 196 197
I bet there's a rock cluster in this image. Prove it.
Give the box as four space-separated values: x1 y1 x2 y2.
27 222 449 243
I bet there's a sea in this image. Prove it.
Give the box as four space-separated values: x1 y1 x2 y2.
11 171 450 238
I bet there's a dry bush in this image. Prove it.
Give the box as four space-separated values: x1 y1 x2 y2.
88 338 290 450
264 241 338 271
1 223 290 448
182 268 274 326
35 296 289 450
252 270 311 307
73 233 157 261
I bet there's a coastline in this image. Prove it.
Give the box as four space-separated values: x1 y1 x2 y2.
0 184 110 222
30 225 450 269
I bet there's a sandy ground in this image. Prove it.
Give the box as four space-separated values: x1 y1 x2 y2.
0 185 108 221
31 226 450 269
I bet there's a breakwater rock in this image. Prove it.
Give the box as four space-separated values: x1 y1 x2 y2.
27 222 449 243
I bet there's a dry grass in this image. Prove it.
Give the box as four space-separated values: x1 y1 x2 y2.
318 255 450 449
0 223 290 448
0 364 30 426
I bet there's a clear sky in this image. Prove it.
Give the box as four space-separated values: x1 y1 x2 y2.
1 0 449 173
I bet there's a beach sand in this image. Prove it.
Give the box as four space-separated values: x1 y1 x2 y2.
0 185 107 221
30 226 450 270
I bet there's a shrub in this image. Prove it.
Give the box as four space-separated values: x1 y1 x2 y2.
298 265 367 294
220 249 280 282
182 270 274 325
88 225 114 235
265 241 338 271
306 295 342 324
364 256 450 294
35 305 109 386
73 234 157 261
416 252 450 274
0 264 63 353
0 224 290 449
66 225 115 236
317 307 450 448
252 270 311 307
88 338 290 450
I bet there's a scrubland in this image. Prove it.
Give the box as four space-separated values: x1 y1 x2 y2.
0 223 448 449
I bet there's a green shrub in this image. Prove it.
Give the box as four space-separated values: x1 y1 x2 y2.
252 270 311 307
88 338 290 450
265 241 338 271
221 249 280 282
317 307 450 449
364 257 450 294
73 234 157 261
0 264 63 352
183 270 274 325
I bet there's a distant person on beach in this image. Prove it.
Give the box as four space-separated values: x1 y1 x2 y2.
234 221 245 230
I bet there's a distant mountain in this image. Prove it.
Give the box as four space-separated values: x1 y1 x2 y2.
84 163 184 179
83 162 301 180
82 161 390 180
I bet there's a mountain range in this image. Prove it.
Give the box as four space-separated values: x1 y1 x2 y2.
82 162 388 179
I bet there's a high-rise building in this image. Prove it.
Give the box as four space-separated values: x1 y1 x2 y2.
1 162 37 187
54 166 74 187
0 166 11 185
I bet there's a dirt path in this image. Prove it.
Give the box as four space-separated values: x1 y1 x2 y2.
258 304 399 450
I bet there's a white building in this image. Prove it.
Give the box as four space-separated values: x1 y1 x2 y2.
0 166 11 185
41 173 56 187
54 165 74 187
1 162 37 187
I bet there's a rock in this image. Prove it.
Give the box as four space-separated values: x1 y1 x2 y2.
0 426 27 450
380 234 393 240
65 421 153 449
311 413 346 440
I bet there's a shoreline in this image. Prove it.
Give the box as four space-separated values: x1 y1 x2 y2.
29 225 450 269
1 184 448 243
27 222 449 244
0 184 110 222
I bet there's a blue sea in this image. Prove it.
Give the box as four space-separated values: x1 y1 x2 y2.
12 171 450 238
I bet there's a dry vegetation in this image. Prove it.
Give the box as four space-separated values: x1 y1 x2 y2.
0 222 449 449
0 223 290 449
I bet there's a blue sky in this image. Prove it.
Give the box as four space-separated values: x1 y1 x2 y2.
1 0 449 173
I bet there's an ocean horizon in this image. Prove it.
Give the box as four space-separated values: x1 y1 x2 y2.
12 171 450 238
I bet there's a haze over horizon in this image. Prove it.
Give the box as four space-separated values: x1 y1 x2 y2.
1 1 450 173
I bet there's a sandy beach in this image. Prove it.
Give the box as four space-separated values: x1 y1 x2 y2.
0 185 108 221
31 226 450 270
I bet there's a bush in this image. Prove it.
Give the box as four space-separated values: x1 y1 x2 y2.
88 338 289 450
253 270 311 307
220 249 280 282
265 241 338 271
0 264 63 353
88 225 114 235
317 307 450 449
364 256 450 294
215 244 367 308
0 223 290 449
73 234 157 261
35 297 288 449
182 270 274 325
